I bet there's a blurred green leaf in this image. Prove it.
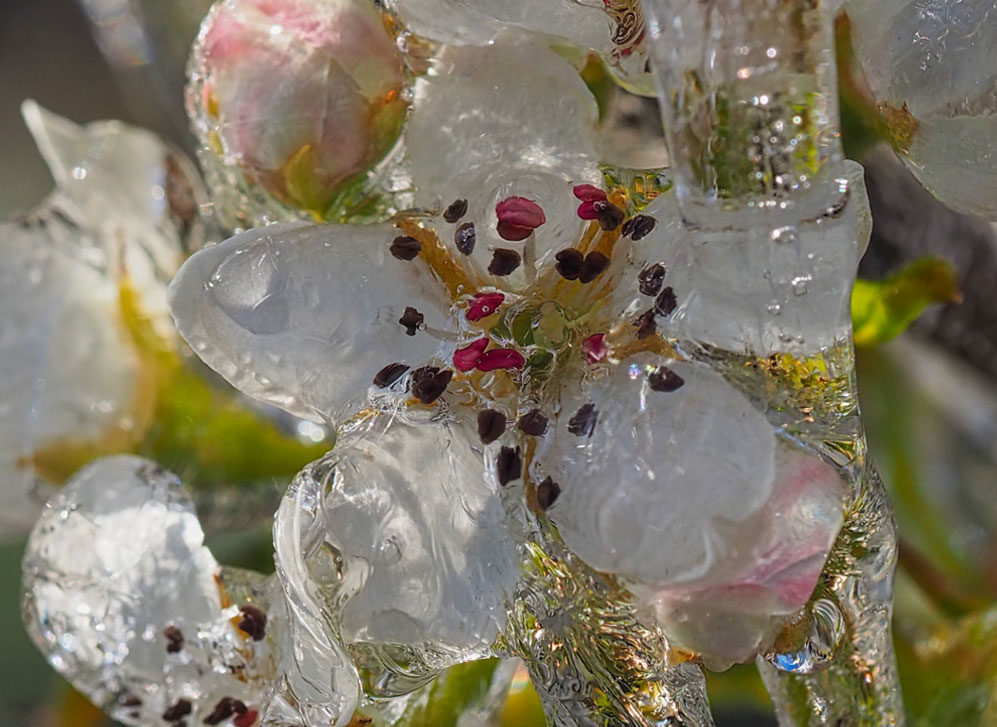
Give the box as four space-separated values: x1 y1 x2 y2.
396 660 500 727
852 258 961 347
28 280 328 493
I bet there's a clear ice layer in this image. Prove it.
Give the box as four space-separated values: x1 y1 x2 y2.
0 103 207 535
22 456 280 726
845 0 997 219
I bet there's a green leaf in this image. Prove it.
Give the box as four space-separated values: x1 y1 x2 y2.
395 659 500 727
851 258 961 347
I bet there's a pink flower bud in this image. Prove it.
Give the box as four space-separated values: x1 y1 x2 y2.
495 196 546 241
195 0 407 212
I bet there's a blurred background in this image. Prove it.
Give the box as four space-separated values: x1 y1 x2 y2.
2 1 996 726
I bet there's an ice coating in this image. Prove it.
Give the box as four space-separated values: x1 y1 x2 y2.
617 160 871 356
1 104 207 535
644 0 904 720
21 456 279 726
549 358 779 585
167 221 452 424
404 40 601 290
275 415 520 656
383 0 650 85
846 0 997 219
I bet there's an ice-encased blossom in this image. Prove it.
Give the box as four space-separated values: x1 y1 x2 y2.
170 62 848 672
22 456 283 726
0 103 207 534
189 0 408 216
845 0 997 219
384 0 652 91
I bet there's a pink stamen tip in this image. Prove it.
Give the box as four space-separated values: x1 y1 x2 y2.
466 291 505 322
496 196 546 229
583 333 608 363
454 338 490 372
576 200 600 220
572 184 607 202
476 348 526 372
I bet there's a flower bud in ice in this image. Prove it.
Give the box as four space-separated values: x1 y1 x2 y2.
192 0 407 213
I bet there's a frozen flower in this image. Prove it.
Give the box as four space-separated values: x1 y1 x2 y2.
169 37 850 673
0 103 327 537
189 0 408 215
383 0 653 91
21 455 297 727
845 0 997 219
0 103 205 534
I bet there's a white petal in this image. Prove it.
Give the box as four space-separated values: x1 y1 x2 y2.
388 0 611 51
406 41 601 289
168 222 453 423
635 445 845 663
546 357 778 587
21 101 208 324
22 456 278 723
274 415 520 661
0 216 139 533
616 160 868 355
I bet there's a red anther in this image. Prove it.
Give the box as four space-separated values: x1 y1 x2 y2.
572 184 607 202
496 197 546 241
466 292 505 322
454 338 490 372
476 348 526 372
582 333 608 363
576 200 600 220
233 709 259 727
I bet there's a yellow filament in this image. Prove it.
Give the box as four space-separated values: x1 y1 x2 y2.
396 218 476 299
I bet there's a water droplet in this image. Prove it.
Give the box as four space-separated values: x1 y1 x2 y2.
770 226 798 244
791 274 812 296
379 536 402 565
767 302 782 315
767 598 845 674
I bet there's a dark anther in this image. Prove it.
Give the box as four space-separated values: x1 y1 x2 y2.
594 200 625 231
119 695 143 707
488 248 521 276
454 222 476 255
579 251 610 284
648 366 685 392
638 263 666 296
237 605 267 641
654 286 677 317
568 403 598 437
477 408 507 444
621 214 657 241
204 698 238 725
443 198 468 223
389 235 422 261
554 248 585 280
162 699 193 722
163 625 184 654
411 366 453 404
398 306 424 336
517 409 549 436
373 362 409 388
634 310 657 340
536 476 561 511
231 701 248 716
496 446 522 486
